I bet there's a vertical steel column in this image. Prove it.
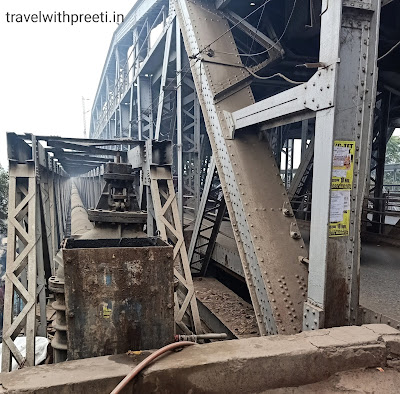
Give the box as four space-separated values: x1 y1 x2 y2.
301 120 309 160
155 21 174 140
137 77 143 140
2 159 42 371
284 138 294 189
180 73 202 219
176 18 184 222
305 0 380 329
48 159 58 270
149 166 201 334
120 104 130 139
372 91 391 233
39 169 54 275
137 76 154 140
54 169 64 253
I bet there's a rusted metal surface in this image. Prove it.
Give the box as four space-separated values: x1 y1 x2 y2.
194 278 259 338
87 209 147 224
63 237 174 360
176 0 308 335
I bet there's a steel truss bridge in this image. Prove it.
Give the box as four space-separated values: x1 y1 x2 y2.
2 0 400 372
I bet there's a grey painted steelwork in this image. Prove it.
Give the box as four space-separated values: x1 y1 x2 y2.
187 156 226 276
305 0 381 328
75 139 202 335
89 0 205 223
2 134 70 372
188 156 217 265
3 3 394 373
176 0 308 335
228 65 337 137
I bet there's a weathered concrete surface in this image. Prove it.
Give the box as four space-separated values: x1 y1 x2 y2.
0 325 399 393
0 353 143 394
264 368 400 393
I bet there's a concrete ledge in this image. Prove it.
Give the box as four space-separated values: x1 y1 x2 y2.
1 325 399 393
0 353 144 394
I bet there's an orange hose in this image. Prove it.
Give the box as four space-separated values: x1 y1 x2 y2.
111 341 196 394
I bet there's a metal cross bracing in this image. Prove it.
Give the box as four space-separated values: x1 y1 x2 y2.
74 139 202 335
188 156 227 277
288 138 314 221
174 0 397 334
63 138 202 335
176 25 203 221
2 134 203 372
88 0 400 337
3 0 400 375
148 165 202 334
366 91 398 234
2 134 70 372
89 0 207 224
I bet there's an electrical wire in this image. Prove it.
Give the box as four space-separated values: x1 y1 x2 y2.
245 1 268 67
111 341 196 394
213 0 297 58
192 0 273 58
98 0 300 137
378 40 400 61
199 57 305 85
245 67 304 84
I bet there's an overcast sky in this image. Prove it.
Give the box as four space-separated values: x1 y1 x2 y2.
0 0 136 168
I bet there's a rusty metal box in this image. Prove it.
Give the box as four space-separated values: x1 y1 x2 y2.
63 237 174 360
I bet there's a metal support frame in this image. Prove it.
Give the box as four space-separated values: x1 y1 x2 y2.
2 161 41 371
176 0 308 335
179 73 202 220
198 1 380 330
305 0 380 328
2 135 70 372
149 166 202 334
188 157 226 276
284 137 294 189
128 139 202 334
188 156 216 266
371 91 391 233
155 19 174 140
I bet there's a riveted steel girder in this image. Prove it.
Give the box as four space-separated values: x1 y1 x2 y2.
175 0 308 335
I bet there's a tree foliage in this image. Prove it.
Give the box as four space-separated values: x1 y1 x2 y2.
384 135 400 186
0 165 8 235
385 135 400 165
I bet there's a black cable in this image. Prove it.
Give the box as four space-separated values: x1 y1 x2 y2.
245 1 267 67
192 0 273 58
214 0 297 58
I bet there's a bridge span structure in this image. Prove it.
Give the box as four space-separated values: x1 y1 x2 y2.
2 0 400 373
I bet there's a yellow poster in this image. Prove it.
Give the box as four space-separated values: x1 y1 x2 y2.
331 141 355 190
103 303 112 319
329 141 355 237
329 190 351 237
